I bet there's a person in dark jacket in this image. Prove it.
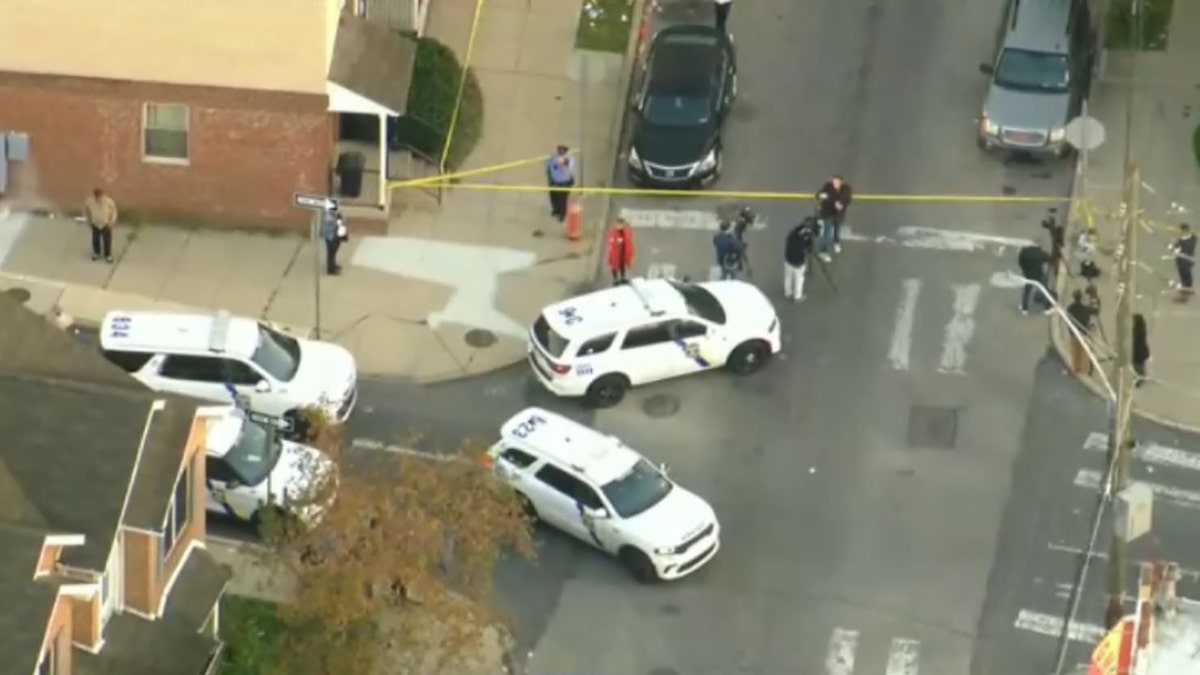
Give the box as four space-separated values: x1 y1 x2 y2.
783 218 815 301
1169 222 1195 301
815 174 852 261
1065 289 1098 374
320 207 346 275
1017 239 1053 314
1132 313 1150 386
713 221 744 280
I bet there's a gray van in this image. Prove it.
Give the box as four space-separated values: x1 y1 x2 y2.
976 0 1094 157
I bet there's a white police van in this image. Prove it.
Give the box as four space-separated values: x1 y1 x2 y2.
99 310 358 422
528 278 781 406
489 407 719 582
199 405 336 528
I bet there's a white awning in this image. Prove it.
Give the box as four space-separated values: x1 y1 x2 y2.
326 81 397 117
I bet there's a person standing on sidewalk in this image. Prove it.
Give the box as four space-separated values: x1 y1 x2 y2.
1132 313 1150 386
713 0 733 32
1017 238 1053 315
782 217 815 302
605 218 635 285
83 187 117 263
1065 288 1097 374
815 174 851 261
320 207 347 275
1168 222 1195 301
545 145 576 222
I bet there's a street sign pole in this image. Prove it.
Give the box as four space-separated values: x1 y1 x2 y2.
293 192 338 340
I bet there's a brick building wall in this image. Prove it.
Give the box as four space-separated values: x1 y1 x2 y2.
0 72 333 231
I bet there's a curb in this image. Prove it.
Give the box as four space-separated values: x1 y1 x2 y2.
1051 159 1200 435
586 0 651 286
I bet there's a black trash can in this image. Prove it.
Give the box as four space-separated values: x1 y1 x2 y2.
336 152 366 198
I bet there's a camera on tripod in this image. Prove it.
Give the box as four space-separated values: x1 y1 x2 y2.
732 205 755 242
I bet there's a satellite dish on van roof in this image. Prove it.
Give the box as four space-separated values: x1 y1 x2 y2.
1064 115 1106 151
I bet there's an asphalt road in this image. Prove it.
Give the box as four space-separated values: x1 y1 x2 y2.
64 1 1200 669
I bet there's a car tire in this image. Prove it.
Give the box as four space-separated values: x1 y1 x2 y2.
712 147 723 180
585 374 629 408
619 547 659 583
726 340 770 375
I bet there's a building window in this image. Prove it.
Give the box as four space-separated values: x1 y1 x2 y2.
162 464 191 558
143 103 189 162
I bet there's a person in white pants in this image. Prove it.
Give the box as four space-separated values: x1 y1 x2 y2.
783 218 815 301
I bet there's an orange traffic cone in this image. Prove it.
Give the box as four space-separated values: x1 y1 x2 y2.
565 200 583 241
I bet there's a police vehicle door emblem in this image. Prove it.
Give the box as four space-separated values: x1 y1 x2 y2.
684 343 700 359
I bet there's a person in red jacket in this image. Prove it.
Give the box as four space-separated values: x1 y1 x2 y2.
606 218 635 285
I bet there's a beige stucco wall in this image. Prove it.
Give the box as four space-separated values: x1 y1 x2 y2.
0 0 340 94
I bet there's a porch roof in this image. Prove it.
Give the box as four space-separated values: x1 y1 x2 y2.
327 13 417 117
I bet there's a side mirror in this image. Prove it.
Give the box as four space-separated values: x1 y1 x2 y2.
254 380 271 393
580 505 610 520
226 479 243 491
658 462 669 474
631 96 642 111
979 63 994 75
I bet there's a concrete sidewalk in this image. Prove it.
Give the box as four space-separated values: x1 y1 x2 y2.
0 0 638 382
1053 5 1200 430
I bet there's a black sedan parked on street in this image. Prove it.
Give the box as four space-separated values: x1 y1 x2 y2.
627 24 737 188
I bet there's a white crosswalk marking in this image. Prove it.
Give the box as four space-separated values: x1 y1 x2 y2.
1082 432 1200 472
823 628 859 675
884 638 920 675
888 279 921 370
1013 609 1106 643
937 284 980 374
841 226 1033 255
619 207 767 231
645 262 678 280
1074 468 1200 508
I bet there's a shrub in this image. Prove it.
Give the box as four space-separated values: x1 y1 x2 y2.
392 38 484 170
1105 0 1175 50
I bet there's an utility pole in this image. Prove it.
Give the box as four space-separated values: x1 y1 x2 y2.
1105 163 1140 628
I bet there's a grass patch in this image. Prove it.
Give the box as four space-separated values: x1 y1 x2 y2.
1105 0 1175 50
220 596 286 675
576 0 636 52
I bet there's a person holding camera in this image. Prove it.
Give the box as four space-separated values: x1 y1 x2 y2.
815 174 852 262
783 217 816 301
713 221 745 280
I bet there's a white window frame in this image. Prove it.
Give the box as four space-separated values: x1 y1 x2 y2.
142 102 190 165
162 463 191 561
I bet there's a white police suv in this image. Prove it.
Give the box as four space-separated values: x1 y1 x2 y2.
200 406 336 529
489 407 719 582
99 310 358 422
528 278 781 406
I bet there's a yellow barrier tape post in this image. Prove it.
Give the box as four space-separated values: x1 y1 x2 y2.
437 0 488 173
387 154 553 190
412 181 1067 204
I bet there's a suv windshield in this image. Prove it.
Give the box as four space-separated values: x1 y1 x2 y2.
252 324 302 382
225 421 282 487
669 281 727 324
601 458 673 518
532 314 570 359
994 48 1069 92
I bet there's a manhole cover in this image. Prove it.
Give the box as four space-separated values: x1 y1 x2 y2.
1001 184 1017 195
2 287 31 304
463 329 497 349
531 229 545 238
647 669 679 675
907 405 960 449
659 603 680 615
642 394 680 418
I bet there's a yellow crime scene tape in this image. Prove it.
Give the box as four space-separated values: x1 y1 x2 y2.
409 181 1067 204
437 0 488 172
386 154 554 189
